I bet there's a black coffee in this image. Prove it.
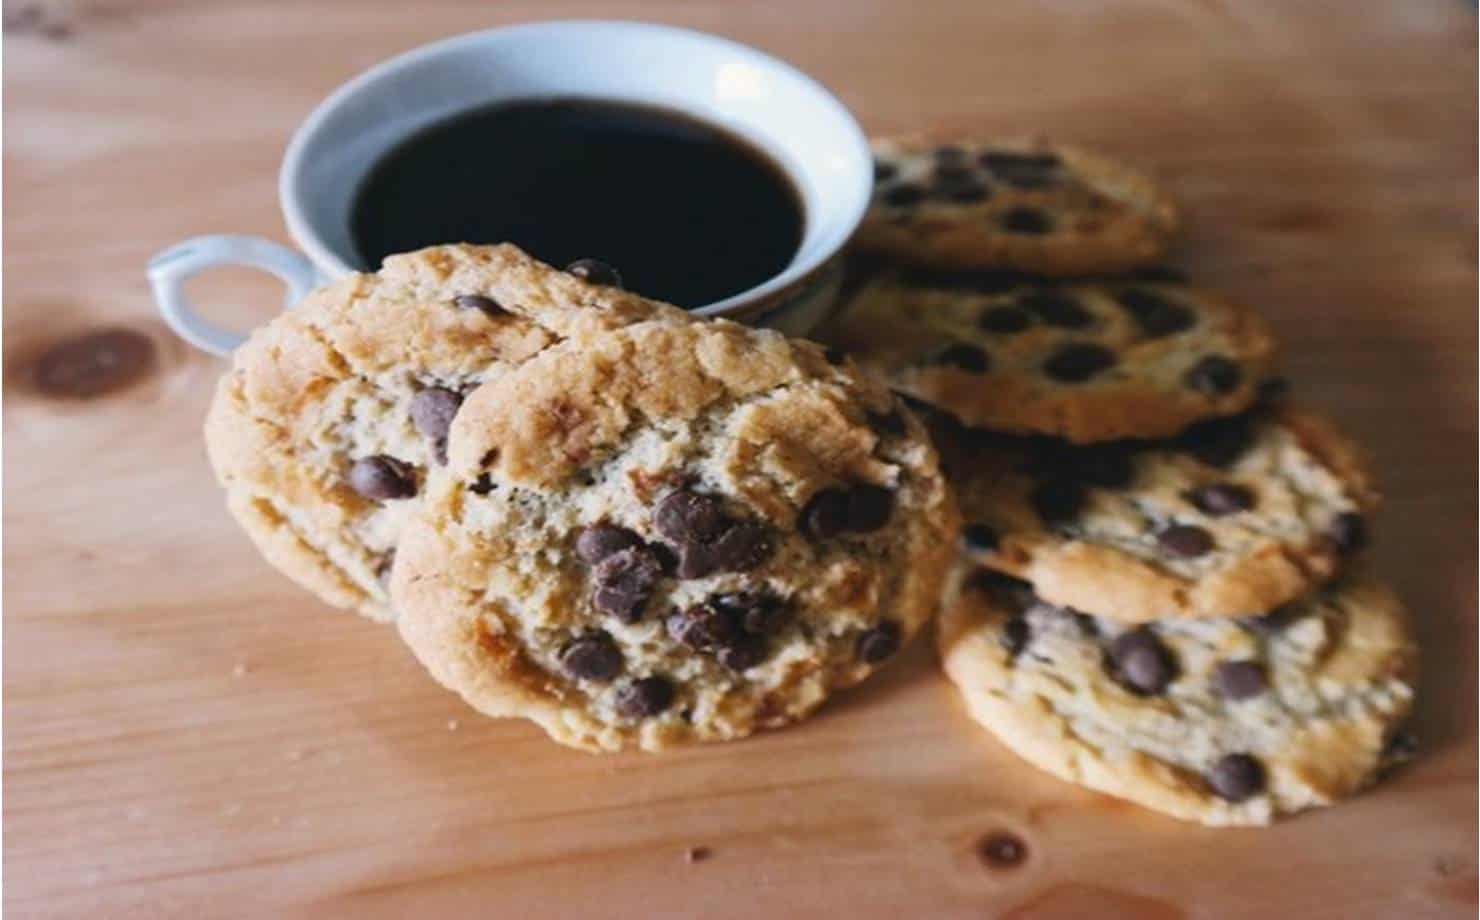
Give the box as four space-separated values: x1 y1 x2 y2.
350 99 804 308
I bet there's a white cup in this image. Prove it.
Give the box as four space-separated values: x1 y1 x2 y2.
147 20 872 356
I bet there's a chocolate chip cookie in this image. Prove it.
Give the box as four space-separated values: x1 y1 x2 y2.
204 244 681 620
938 404 1378 621
938 568 1417 826
861 137 1180 275
816 269 1278 443
391 319 958 751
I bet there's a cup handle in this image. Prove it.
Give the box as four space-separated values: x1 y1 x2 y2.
147 234 322 357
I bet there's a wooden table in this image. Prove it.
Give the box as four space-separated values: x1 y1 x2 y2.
5 1 1476 916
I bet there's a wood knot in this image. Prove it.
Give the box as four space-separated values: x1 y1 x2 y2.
977 830 1028 869
34 328 155 399
3 2 72 40
684 846 712 864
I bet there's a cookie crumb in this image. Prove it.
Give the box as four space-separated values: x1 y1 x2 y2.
232 663 248 678
447 719 460 732
685 846 713 864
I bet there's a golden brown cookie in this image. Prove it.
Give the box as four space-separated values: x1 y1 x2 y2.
204 244 684 620
816 268 1278 443
936 403 1379 621
392 319 958 751
860 137 1179 275
938 567 1417 826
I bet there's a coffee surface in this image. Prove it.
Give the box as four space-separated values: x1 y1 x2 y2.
351 99 804 308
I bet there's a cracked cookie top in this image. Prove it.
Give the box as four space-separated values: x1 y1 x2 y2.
204 244 682 619
392 319 958 751
934 402 1378 621
817 267 1277 443
859 136 1179 275
938 567 1417 826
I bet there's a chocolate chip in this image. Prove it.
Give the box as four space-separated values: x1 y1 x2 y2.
800 489 851 540
566 258 623 288
802 486 893 539
649 541 680 575
1000 616 1031 658
716 635 769 671
847 485 894 532
1043 344 1116 382
978 307 1031 333
410 387 463 444
1327 512 1367 555
1186 483 1254 516
1178 416 1254 468
1017 290 1092 328
712 592 790 636
936 180 990 203
868 409 907 436
347 455 416 500
933 162 974 182
933 145 967 163
453 294 506 317
1185 356 1243 396
930 165 988 201
1030 479 1085 526
1241 604 1299 636
576 524 644 564
873 159 898 182
675 523 770 579
1115 288 1194 337
883 183 925 207
1109 627 1178 695
999 207 1054 234
969 569 1038 614
1157 524 1214 558
1071 611 1100 637
615 676 675 718
1207 753 1265 802
857 621 902 663
666 604 741 652
980 151 1061 189
980 150 1061 172
592 546 663 623
560 632 624 682
929 343 990 373
1214 660 1267 701
962 523 999 552
654 490 731 545
469 473 496 495
823 346 847 366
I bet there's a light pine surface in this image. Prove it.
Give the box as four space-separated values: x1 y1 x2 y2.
4 1 1476 916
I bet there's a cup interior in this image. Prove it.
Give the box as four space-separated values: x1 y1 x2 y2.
281 21 871 315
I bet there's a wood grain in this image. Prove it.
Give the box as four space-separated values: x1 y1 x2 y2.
4 1 1476 916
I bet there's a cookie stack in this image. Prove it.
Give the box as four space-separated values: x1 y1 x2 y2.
822 134 1418 825
206 243 959 753
204 140 1415 824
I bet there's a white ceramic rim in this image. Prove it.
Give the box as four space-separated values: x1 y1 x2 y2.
278 20 872 318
